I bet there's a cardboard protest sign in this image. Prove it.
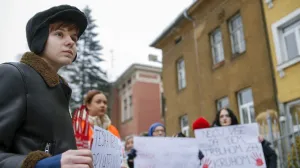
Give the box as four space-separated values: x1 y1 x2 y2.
194 123 266 168
134 137 200 168
91 126 122 168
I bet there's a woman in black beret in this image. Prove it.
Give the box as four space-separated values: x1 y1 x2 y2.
0 5 94 168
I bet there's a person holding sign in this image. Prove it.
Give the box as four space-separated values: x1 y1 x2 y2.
126 122 166 168
73 90 121 148
192 117 211 164
212 108 277 168
0 5 94 167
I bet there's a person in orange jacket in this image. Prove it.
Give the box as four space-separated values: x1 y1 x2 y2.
73 90 120 149
73 89 124 167
85 90 120 139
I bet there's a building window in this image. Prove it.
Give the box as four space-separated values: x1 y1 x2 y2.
210 28 224 64
217 96 229 111
123 99 127 122
237 88 255 124
161 93 166 117
174 36 182 44
229 13 246 54
285 99 300 134
129 95 132 106
122 98 131 122
129 95 133 118
177 58 186 90
272 9 300 71
282 20 300 60
180 115 189 136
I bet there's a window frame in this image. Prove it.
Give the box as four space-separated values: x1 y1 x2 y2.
180 115 189 137
228 13 246 54
237 88 255 124
121 98 127 122
210 28 225 64
285 99 300 133
176 58 186 90
281 20 300 61
216 96 230 111
121 97 133 123
272 8 300 73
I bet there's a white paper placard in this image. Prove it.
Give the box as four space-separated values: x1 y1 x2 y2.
194 123 266 168
91 126 122 168
134 137 200 168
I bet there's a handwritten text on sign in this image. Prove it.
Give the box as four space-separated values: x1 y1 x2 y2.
194 123 266 168
134 137 199 168
91 126 122 168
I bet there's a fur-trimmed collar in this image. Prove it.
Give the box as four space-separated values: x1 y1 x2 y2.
20 52 68 87
88 114 111 130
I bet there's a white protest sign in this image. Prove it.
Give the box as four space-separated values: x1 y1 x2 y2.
194 123 266 168
134 137 200 168
91 126 122 168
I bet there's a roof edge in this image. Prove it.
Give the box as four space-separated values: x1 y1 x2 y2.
114 63 161 86
149 0 199 47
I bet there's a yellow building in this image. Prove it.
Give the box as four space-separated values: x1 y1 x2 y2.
150 0 278 136
262 0 300 133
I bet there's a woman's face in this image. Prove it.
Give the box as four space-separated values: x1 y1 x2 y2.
125 138 134 152
152 126 165 137
87 93 107 117
219 109 232 126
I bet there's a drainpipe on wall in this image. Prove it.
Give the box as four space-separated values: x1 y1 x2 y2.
183 9 204 136
259 0 281 119
183 9 203 109
259 0 290 161
259 0 279 117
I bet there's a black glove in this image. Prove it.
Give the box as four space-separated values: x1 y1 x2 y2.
198 150 204 160
261 140 277 168
198 149 204 166
127 149 137 168
127 148 137 160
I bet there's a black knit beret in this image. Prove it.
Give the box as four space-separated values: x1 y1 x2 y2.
26 5 88 59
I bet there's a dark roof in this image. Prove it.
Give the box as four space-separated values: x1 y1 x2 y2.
150 1 199 47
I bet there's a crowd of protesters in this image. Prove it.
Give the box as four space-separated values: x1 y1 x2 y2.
121 108 277 168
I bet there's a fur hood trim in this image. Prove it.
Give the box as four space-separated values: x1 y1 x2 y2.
20 52 68 87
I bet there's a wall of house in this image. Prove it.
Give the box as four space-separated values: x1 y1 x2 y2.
117 68 163 139
262 0 300 103
159 0 277 136
134 71 163 134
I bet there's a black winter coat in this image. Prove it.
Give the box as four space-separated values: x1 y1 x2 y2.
262 140 277 168
0 52 77 168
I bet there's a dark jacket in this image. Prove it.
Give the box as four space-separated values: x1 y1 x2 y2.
127 149 136 168
0 52 77 168
262 140 277 168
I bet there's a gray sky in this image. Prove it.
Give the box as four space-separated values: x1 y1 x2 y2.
0 0 193 81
